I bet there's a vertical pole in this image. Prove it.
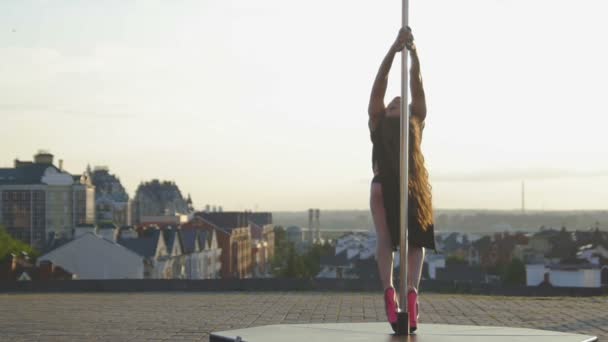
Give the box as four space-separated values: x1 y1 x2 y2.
399 0 410 318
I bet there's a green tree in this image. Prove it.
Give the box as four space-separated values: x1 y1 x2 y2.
271 226 290 276
445 255 467 266
302 241 334 277
283 244 309 278
271 235 335 279
502 258 526 286
0 225 38 262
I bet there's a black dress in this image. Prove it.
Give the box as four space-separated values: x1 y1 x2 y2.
371 116 436 252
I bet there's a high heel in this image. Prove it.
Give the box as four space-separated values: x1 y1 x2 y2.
384 287 398 330
407 288 419 333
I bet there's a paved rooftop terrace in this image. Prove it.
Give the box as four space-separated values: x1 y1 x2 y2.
1 292 606 341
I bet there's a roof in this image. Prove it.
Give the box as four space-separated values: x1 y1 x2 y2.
198 211 272 230
248 212 272 226
180 229 198 254
548 263 601 271
118 230 161 258
198 230 209 249
191 215 230 236
320 251 351 267
98 222 118 230
162 229 182 254
0 164 60 185
43 232 73 254
199 212 246 230
250 221 263 239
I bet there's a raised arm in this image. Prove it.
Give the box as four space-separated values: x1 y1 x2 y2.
408 36 427 122
368 29 409 129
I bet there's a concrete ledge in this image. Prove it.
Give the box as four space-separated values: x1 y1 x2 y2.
1 279 606 296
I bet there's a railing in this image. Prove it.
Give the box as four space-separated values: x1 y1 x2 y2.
0 279 606 296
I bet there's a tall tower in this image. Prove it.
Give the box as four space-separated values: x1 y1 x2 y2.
521 181 525 214
314 209 321 242
308 209 314 243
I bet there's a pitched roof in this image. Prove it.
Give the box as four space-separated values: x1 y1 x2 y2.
42 232 73 254
118 230 161 258
198 230 209 249
0 164 60 185
250 221 263 239
163 229 182 254
180 229 198 254
191 215 230 236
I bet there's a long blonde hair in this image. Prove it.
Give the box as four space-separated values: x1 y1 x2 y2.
409 117 433 230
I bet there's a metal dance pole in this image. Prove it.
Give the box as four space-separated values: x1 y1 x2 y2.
396 0 410 335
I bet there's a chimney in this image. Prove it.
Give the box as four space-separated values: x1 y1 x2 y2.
315 209 321 242
308 209 314 243
59 159 63 171
521 181 525 214
34 150 53 165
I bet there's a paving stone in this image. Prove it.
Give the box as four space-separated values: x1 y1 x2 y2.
0 292 606 341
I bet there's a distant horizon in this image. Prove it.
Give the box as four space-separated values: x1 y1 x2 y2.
2 151 608 212
2 0 607 211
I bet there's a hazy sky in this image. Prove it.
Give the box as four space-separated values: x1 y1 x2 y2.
1 0 607 211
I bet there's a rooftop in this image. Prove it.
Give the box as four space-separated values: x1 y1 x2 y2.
0 292 605 341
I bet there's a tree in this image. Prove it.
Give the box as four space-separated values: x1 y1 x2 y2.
446 255 467 266
271 237 334 279
502 258 526 286
0 225 38 263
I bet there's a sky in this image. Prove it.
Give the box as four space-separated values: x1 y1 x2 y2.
1 0 607 211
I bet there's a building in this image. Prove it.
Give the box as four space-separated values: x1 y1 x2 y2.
307 208 321 244
37 232 144 279
526 263 603 288
161 228 185 279
469 232 528 268
249 215 275 277
180 228 221 279
190 212 256 279
132 179 192 225
90 166 131 226
318 250 354 279
424 253 446 280
286 226 303 244
0 151 95 249
118 228 169 278
317 232 375 279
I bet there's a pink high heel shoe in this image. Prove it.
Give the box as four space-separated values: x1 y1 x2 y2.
407 288 419 333
384 287 399 330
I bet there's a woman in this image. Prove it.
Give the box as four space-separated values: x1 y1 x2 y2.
368 27 436 333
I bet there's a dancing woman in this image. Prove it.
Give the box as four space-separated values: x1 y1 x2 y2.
368 27 436 333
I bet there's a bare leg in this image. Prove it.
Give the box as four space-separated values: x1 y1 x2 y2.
407 246 425 291
370 182 394 290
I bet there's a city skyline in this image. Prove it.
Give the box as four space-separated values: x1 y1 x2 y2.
1 0 607 211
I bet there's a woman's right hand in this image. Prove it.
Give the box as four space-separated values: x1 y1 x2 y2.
391 27 415 53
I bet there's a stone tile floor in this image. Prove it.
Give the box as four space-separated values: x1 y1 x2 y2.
0 292 605 341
